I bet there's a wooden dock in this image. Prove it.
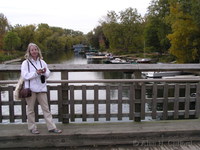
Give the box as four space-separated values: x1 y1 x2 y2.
1 119 200 149
2 58 22 64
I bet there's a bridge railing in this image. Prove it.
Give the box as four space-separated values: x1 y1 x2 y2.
0 64 200 123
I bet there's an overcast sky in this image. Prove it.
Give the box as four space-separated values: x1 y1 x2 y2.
1 0 151 34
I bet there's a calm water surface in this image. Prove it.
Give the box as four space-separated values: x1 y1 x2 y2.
0 51 132 80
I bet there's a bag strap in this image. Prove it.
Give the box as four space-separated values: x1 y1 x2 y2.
27 60 30 88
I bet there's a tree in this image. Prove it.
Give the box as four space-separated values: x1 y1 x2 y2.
0 13 10 49
101 10 124 52
119 8 144 53
35 23 53 51
167 1 200 63
144 0 171 54
144 17 161 51
87 26 109 51
191 0 200 61
46 33 66 54
13 24 36 51
103 22 123 52
102 8 143 54
191 0 200 27
3 31 21 50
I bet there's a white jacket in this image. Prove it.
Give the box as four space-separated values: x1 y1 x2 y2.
21 58 50 92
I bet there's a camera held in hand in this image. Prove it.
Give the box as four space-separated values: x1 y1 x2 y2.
40 75 45 83
41 68 46 73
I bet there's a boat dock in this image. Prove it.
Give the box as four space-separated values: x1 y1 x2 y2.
1 119 200 149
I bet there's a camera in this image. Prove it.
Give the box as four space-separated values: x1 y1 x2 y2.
41 68 45 73
40 75 45 83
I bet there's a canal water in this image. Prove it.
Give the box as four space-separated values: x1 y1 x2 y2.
0 51 132 81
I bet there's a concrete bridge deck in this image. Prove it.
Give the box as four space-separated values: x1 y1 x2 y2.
1 119 200 149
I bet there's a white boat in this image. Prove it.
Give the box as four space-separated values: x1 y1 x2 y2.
143 71 195 79
136 58 152 63
162 75 200 79
107 58 130 64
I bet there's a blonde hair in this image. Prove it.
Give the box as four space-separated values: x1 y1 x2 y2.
24 43 43 59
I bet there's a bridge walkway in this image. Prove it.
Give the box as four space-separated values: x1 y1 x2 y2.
1 119 200 149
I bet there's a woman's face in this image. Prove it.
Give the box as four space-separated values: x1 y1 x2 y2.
30 45 39 59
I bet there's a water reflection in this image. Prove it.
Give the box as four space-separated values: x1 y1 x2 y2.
43 51 74 64
0 72 19 80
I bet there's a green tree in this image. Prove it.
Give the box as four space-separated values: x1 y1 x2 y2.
144 0 171 54
64 36 74 51
87 25 109 51
13 24 36 51
3 31 21 50
35 23 53 51
119 7 144 53
46 33 66 54
0 13 10 49
103 22 122 52
167 1 200 63
102 8 143 54
144 17 161 51
191 0 200 27
101 10 122 52
191 0 200 61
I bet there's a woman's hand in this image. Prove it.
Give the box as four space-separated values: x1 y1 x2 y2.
41 68 46 73
37 68 46 75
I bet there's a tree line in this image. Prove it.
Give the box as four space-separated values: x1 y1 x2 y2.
1 0 200 63
0 17 86 53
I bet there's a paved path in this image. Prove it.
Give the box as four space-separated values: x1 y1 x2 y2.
1 119 200 149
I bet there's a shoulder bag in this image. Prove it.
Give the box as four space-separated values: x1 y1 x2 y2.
14 60 32 100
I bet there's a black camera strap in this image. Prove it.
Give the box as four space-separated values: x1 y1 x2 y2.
27 59 45 84
27 59 42 70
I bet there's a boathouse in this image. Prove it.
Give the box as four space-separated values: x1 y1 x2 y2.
73 44 90 53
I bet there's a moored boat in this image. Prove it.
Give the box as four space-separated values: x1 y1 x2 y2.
136 58 152 63
104 58 131 64
143 71 196 79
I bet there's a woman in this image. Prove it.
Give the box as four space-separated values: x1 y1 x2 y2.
21 43 62 134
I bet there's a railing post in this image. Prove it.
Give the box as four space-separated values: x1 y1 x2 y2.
0 87 2 123
134 71 142 122
61 71 69 123
195 82 200 118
